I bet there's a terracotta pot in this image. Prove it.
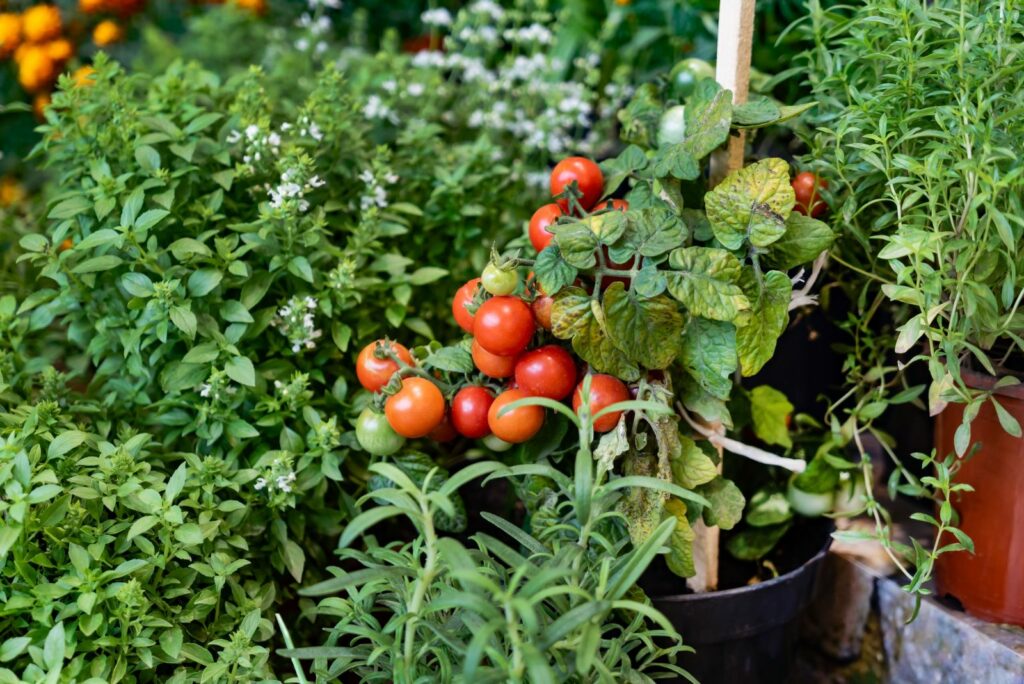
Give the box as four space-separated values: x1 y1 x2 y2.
934 368 1024 626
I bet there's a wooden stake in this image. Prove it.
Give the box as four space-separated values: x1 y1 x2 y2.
688 0 757 594
710 0 756 186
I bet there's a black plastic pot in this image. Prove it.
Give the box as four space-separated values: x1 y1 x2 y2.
647 519 832 684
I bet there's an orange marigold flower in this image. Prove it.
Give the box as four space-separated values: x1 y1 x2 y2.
0 177 26 207
93 19 123 46
17 45 56 93
79 0 108 12
0 13 21 58
44 37 73 62
72 64 96 86
232 0 266 14
22 5 62 43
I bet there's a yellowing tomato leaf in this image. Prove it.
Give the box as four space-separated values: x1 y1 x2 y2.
736 270 792 376
602 284 684 369
705 158 795 250
665 247 750 321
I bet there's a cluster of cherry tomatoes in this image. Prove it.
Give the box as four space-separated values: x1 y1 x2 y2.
353 157 829 457
354 157 633 456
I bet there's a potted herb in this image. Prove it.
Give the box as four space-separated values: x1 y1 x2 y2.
796 0 1024 625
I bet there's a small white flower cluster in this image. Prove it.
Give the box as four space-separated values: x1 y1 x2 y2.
273 371 311 408
468 0 504 22
457 24 500 46
327 257 357 290
198 369 237 403
504 24 553 45
363 94 399 124
359 168 398 211
421 8 452 26
295 11 333 54
227 124 282 166
254 458 298 495
273 296 323 353
267 168 325 213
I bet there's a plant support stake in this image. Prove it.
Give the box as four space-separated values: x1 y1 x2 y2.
690 0 757 593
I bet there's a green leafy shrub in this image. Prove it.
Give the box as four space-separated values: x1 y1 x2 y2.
1 49 541 680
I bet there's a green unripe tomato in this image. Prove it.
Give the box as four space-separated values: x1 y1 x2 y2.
669 58 715 101
834 474 868 516
658 105 687 147
786 477 835 517
482 433 514 452
481 263 519 296
355 407 405 456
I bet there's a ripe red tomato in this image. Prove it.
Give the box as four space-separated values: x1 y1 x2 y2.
428 412 458 442
385 377 446 438
792 171 828 218
529 203 564 253
472 339 518 378
514 345 577 400
452 278 481 334
532 295 553 331
473 296 535 357
356 340 414 392
573 374 630 432
488 389 545 443
550 157 604 212
451 385 494 439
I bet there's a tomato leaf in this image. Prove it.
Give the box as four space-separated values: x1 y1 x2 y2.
750 385 794 449
665 247 750 321
705 158 794 250
617 83 661 148
551 287 641 381
745 489 793 527
682 79 733 160
736 270 792 376
669 433 718 489
696 477 745 530
663 498 696 578
727 521 792 560
616 207 688 258
602 284 683 369
533 244 578 296
551 223 599 269
616 452 667 547
679 317 737 400
763 213 835 270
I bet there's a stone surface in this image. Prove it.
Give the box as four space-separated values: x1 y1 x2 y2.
878 580 1024 684
796 550 1024 683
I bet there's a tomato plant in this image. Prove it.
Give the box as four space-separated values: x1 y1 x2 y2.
481 262 519 296
451 385 494 439
473 296 535 357
514 345 577 400
573 374 630 432
791 171 827 217
356 340 414 392
528 203 564 253
452 278 482 334
356 407 406 455
488 388 545 443
385 377 446 438
471 338 517 378
669 58 715 100
550 156 604 211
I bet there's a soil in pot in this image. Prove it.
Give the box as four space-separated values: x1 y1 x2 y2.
639 517 832 684
934 369 1024 627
